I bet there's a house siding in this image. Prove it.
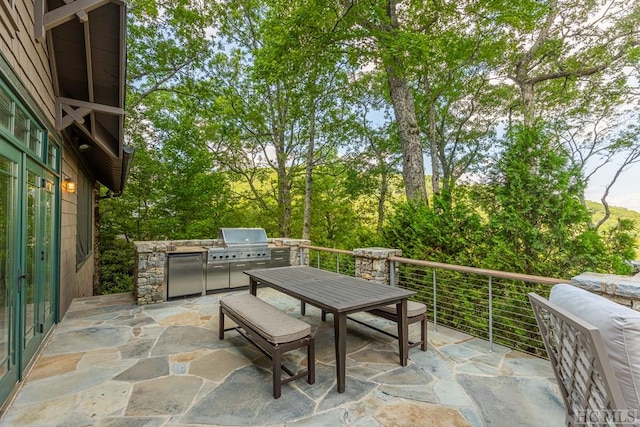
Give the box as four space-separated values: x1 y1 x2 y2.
1 1 55 121
60 154 95 319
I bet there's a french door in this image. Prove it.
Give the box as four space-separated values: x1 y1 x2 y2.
0 141 20 399
0 139 57 403
23 160 56 364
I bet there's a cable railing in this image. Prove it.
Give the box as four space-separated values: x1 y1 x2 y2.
301 245 356 276
300 244 570 357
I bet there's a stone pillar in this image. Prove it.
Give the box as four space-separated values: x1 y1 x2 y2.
271 238 311 266
133 241 170 305
353 247 402 285
631 260 640 276
572 272 640 312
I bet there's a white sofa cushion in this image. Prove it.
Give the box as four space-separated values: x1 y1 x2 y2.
550 283 640 412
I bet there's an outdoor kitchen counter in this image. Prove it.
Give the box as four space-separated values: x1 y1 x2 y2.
166 246 208 254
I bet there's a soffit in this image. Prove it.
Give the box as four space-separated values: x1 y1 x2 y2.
43 0 128 193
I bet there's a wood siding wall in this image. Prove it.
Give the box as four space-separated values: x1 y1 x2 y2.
1 1 55 120
60 155 95 318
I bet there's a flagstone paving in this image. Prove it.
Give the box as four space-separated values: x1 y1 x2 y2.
0 289 565 426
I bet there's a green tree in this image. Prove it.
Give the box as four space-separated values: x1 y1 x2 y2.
477 125 633 277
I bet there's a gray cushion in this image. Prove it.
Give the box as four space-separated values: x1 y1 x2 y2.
550 283 640 412
221 294 311 344
374 301 426 318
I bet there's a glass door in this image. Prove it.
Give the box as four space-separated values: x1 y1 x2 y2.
22 161 55 365
0 140 20 402
0 142 58 404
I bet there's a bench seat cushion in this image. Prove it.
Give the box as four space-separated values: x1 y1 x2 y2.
372 301 426 318
550 283 640 412
221 294 311 344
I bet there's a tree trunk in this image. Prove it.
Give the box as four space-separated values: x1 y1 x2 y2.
520 82 536 128
384 0 427 203
302 102 316 240
386 67 428 203
425 78 440 195
377 169 388 234
276 164 291 237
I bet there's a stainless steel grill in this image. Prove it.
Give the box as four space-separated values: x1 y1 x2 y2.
207 228 271 264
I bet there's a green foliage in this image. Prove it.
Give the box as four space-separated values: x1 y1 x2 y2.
98 237 135 295
382 191 485 265
382 125 637 278
97 0 639 300
477 125 592 277
475 125 636 277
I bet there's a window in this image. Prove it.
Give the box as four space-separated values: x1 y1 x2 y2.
76 174 93 266
0 89 11 133
0 84 45 160
46 141 58 169
14 108 28 145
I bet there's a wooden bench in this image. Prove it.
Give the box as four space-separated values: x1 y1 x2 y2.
219 293 315 398
307 300 428 351
367 301 428 351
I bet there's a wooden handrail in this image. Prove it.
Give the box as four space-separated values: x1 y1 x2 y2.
299 244 568 285
299 244 353 256
388 255 570 286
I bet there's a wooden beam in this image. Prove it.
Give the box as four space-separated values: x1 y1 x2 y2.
63 0 89 22
57 97 124 116
57 97 121 130
34 0 45 42
62 104 86 125
43 0 109 31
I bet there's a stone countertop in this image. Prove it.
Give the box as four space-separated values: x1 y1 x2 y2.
166 246 208 254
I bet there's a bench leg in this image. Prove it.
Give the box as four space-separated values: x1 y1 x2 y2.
321 310 327 321
301 301 306 316
308 337 316 385
273 349 282 399
420 314 428 351
219 306 225 340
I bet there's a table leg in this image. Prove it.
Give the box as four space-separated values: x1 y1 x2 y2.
397 299 409 366
250 278 258 296
334 312 347 393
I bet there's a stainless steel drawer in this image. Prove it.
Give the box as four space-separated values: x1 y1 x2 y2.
229 261 250 287
206 263 229 290
167 253 205 298
270 248 290 267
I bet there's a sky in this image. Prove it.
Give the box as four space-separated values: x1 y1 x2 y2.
584 158 640 213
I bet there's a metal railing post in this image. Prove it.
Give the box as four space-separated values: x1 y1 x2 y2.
488 276 493 353
433 269 438 332
317 252 320 269
336 254 340 273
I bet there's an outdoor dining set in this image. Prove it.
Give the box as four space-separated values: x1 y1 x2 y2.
218 265 428 398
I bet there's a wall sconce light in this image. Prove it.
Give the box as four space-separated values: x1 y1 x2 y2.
64 178 76 194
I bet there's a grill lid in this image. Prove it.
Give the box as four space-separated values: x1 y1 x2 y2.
218 228 268 246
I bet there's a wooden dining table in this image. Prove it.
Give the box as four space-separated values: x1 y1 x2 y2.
245 265 416 393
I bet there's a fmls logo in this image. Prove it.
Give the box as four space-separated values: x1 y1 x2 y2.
575 410 639 425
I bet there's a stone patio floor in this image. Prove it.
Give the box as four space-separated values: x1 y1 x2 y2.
0 288 565 426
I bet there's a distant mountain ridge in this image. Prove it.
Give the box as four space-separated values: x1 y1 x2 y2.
586 200 640 226
586 200 640 258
